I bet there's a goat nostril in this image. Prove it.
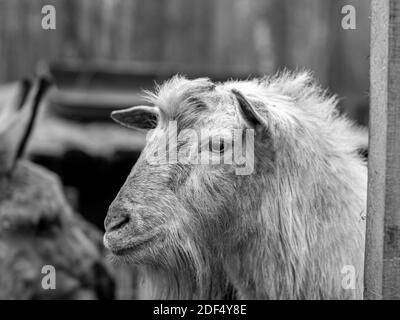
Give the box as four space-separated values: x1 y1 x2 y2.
106 215 130 232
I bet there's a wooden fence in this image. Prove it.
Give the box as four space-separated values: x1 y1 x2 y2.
0 1 368 90
365 0 400 300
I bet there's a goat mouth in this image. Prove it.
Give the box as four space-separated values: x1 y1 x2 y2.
109 234 158 256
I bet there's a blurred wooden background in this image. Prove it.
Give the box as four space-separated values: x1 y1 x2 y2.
0 0 371 299
0 0 370 123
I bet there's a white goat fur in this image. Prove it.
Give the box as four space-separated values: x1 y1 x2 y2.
112 71 367 299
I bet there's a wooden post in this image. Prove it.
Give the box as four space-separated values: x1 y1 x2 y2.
365 0 400 299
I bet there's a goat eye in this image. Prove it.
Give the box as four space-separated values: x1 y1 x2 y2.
210 140 225 153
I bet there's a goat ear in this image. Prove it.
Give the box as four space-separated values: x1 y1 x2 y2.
0 77 52 174
111 106 159 131
232 89 266 130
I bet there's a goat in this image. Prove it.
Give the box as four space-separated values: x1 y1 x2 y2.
104 71 367 299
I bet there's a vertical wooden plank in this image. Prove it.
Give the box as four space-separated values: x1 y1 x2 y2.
327 0 370 122
212 0 236 68
27 0 47 73
232 0 255 70
57 0 80 60
0 0 6 83
163 0 202 66
190 0 213 67
127 0 139 61
162 0 185 64
3 0 18 81
112 0 136 61
251 0 278 73
98 0 116 60
260 0 288 70
77 0 92 60
365 0 400 300
88 0 103 60
132 0 165 62
283 0 331 84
